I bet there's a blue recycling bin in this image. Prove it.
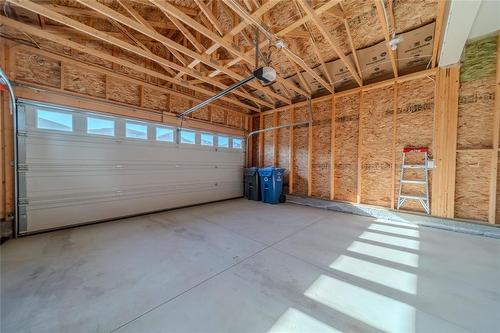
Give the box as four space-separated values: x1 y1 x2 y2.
258 167 285 204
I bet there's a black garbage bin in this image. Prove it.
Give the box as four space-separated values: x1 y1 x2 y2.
244 167 260 201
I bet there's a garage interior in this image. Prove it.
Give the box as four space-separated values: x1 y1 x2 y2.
0 0 499 332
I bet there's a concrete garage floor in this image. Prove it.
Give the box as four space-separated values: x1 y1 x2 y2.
1 199 499 333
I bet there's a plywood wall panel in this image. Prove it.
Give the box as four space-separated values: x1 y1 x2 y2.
311 101 331 199
293 107 309 195
360 86 394 207
211 107 225 124
263 114 274 166
455 151 491 221
457 78 495 149
191 107 210 122
15 51 61 88
497 153 500 224
395 78 435 212
334 94 360 202
107 79 140 106
227 112 242 128
64 66 106 98
142 87 168 111
278 111 291 193
170 98 190 115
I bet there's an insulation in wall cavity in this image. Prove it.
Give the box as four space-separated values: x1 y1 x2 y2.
211 107 225 124
142 87 168 111
360 86 394 207
15 51 61 88
278 111 291 193
460 35 498 82
334 93 360 202
64 66 106 98
395 78 435 212
263 115 275 167
455 151 491 222
293 107 309 196
107 79 140 106
311 101 332 199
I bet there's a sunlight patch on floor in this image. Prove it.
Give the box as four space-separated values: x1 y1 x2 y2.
359 231 420 250
268 308 342 333
373 218 419 229
330 255 417 294
347 241 419 267
368 223 420 238
305 275 416 333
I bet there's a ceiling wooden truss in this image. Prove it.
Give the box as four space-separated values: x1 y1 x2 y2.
0 0 441 114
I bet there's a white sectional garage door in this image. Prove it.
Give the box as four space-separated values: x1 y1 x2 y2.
16 101 244 234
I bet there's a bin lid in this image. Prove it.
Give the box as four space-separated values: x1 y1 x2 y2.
258 167 274 177
273 168 286 175
244 167 259 176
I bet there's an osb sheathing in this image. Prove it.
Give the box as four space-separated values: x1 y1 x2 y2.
227 112 242 128
107 79 140 106
455 151 491 222
64 65 106 98
263 115 274 167
278 111 291 192
71 39 113 69
497 154 500 224
311 101 331 199
293 107 309 195
334 93 360 202
142 87 168 111
395 78 435 212
252 116 260 167
15 51 61 88
191 107 210 122
360 86 394 207
211 107 225 125
113 48 147 80
170 97 191 115
457 78 496 149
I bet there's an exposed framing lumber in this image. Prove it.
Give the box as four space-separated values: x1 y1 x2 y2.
273 112 279 167
289 108 295 194
223 0 333 94
159 8 205 53
5 1 271 109
357 91 363 204
330 96 335 200
488 32 500 224
343 18 363 81
0 16 256 113
307 108 313 196
147 0 291 105
431 66 459 218
431 0 447 68
259 114 264 167
194 0 225 36
391 83 398 209
114 0 189 68
374 0 399 78
297 0 363 86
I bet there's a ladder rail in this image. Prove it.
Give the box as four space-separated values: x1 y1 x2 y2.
396 148 430 214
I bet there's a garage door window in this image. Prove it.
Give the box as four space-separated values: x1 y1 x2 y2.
156 127 174 142
87 117 115 136
37 110 73 132
232 138 243 149
126 122 148 140
181 130 196 144
201 133 213 146
218 136 229 148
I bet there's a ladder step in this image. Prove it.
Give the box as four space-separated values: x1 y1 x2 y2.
401 179 427 184
400 194 428 200
403 164 427 169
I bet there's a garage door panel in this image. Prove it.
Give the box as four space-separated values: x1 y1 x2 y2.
18 101 245 234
